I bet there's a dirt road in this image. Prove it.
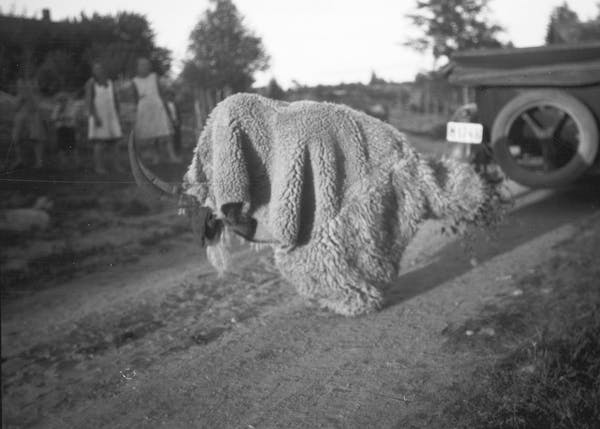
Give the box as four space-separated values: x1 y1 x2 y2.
2 176 599 428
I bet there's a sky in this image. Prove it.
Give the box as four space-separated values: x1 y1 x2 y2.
4 0 599 87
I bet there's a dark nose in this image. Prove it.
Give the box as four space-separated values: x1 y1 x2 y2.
188 205 222 247
221 202 258 241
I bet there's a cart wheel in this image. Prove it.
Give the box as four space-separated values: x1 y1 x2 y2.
491 89 598 188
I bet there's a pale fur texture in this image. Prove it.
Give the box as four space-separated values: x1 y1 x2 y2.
183 93 498 316
205 227 234 276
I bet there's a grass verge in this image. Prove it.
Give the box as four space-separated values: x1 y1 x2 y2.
443 217 600 429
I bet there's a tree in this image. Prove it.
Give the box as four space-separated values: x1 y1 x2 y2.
267 78 285 100
369 71 386 85
546 2 600 44
0 11 171 94
181 0 270 92
36 50 77 95
405 0 506 65
81 12 172 78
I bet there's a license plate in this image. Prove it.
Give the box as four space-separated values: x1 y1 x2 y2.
446 122 483 144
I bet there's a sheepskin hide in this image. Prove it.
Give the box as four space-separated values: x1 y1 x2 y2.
183 93 497 316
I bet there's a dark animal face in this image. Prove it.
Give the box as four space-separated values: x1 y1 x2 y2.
179 196 222 247
179 198 262 246
219 203 258 241
128 131 268 247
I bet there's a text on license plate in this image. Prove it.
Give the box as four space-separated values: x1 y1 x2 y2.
446 122 483 144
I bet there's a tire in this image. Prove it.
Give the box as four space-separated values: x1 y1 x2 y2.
491 89 599 188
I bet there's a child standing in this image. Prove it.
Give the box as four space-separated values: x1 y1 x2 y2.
165 89 182 157
132 57 180 163
52 92 79 169
10 78 47 169
85 61 123 174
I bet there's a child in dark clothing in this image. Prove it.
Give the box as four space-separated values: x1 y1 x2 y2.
165 89 182 156
52 92 79 168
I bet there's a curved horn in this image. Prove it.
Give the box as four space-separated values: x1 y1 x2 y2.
128 131 180 199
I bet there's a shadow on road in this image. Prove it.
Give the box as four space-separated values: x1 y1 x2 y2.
385 179 600 307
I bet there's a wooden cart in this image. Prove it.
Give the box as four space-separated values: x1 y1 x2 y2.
446 42 600 188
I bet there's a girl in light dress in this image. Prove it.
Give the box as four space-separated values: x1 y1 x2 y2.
85 61 123 174
132 57 181 164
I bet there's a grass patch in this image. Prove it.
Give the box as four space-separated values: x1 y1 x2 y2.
449 307 600 429
443 218 600 429
137 222 189 247
1 244 110 295
113 197 151 217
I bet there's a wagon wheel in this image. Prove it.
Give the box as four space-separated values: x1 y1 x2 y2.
491 90 599 188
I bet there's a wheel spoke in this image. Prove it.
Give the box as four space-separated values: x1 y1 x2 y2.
510 105 581 172
495 91 595 186
521 111 546 138
552 112 569 137
551 135 577 150
538 140 554 171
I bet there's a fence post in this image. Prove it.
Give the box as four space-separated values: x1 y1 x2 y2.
193 87 233 137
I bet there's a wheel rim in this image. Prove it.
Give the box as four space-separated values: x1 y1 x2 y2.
504 103 580 175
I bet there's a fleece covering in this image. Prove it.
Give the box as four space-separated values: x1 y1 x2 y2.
183 93 498 316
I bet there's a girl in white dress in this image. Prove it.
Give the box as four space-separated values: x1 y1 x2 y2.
132 58 180 163
85 62 123 174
